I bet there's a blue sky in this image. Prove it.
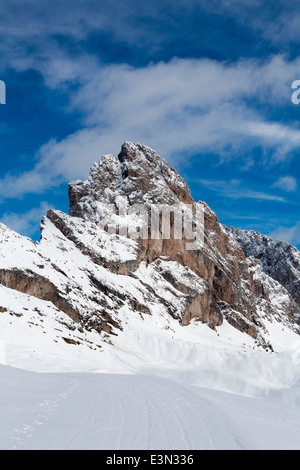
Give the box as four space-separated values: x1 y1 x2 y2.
0 0 300 247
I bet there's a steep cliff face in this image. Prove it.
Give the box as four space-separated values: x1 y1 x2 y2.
0 142 299 351
50 142 260 337
227 226 300 308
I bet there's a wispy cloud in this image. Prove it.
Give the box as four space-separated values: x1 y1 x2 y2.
273 176 297 192
269 222 300 246
198 178 286 202
0 202 51 238
1 54 300 199
205 0 300 46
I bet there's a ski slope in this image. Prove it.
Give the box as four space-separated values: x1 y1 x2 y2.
1 365 300 450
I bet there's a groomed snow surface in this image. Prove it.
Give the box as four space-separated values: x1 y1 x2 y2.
1 283 300 450
1 367 300 451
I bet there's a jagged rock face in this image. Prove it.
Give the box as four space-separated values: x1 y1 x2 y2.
55 142 260 336
69 143 194 218
227 227 300 309
0 142 299 349
247 258 300 327
227 227 300 337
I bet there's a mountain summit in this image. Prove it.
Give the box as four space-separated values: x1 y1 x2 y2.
0 142 299 360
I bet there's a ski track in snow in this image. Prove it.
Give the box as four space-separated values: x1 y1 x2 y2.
3 372 222 450
8 377 80 450
2 366 299 450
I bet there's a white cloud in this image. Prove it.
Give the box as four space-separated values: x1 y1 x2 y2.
1 55 300 198
0 202 51 237
273 176 297 192
269 222 300 246
205 0 300 46
199 179 286 202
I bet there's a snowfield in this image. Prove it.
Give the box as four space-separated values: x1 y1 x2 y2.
1 366 300 450
1 286 300 450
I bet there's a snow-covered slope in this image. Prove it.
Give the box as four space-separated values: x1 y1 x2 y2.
1 365 300 450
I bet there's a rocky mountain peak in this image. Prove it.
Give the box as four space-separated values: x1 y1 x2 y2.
117 141 162 166
0 142 299 353
68 142 194 221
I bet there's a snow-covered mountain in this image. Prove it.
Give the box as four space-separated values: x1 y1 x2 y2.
0 142 299 354
1 142 300 450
